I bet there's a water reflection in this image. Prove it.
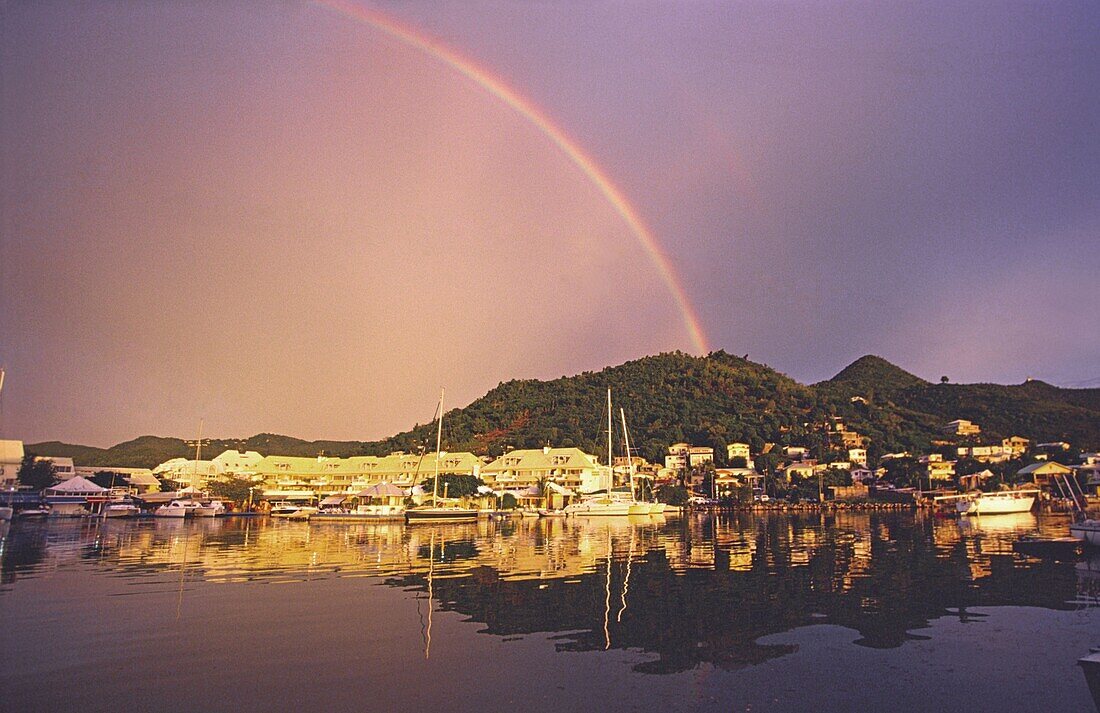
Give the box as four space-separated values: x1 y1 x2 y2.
1 512 1094 675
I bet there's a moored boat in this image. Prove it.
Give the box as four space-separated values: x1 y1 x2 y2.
104 502 141 518
953 489 1039 516
405 389 479 524
154 500 201 518
1070 519 1100 547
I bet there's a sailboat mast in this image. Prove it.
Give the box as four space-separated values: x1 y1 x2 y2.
192 418 203 490
620 407 635 501
433 388 444 502
607 388 613 497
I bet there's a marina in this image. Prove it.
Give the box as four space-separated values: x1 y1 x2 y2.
2 510 1098 712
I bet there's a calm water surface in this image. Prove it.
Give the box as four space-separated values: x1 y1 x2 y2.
1 512 1097 712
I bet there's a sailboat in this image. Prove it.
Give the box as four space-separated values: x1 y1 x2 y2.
405 388 479 523
564 389 635 516
621 408 663 515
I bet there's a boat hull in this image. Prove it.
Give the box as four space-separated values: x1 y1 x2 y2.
405 508 479 523
564 500 635 517
1069 520 1100 547
956 493 1036 516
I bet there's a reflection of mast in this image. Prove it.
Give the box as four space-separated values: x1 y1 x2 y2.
618 527 635 623
425 530 436 659
603 526 612 650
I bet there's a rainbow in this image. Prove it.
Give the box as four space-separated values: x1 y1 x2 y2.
314 0 709 354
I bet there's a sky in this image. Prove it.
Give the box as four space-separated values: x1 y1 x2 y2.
1 1 1098 446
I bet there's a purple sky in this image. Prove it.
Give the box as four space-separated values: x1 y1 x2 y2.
2 1 1098 446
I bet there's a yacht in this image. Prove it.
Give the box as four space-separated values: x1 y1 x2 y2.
955 489 1039 516
269 501 303 517
154 500 202 518
104 502 141 518
565 389 637 517
192 500 226 518
406 388 479 524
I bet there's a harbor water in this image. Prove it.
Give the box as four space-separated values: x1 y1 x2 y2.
1 511 1097 712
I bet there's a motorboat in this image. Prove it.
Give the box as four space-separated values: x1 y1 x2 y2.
1070 519 1100 547
154 500 201 518
269 501 303 518
17 507 50 519
104 502 141 518
192 500 226 518
285 506 317 521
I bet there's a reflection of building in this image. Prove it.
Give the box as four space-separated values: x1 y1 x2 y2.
0 439 23 487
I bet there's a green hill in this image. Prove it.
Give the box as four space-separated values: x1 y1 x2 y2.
27 352 1100 468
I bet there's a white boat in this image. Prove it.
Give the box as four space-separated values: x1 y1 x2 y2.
1069 519 1100 547
406 388 479 524
564 496 635 516
955 489 1039 516
104 502 140 518
154 500 201 518
192 500 226 518
566 389 637 517
286 506 317 521
269 501 303 517
619 406 659 515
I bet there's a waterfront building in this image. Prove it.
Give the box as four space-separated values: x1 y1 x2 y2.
74 466 158 492
943 419 981 437
213 449 265 474
480 446 603 493
1016 460 1072 487
153 457 219 486
0 440 24 487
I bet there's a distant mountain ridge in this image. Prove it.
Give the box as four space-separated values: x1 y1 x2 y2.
27 352 1100 468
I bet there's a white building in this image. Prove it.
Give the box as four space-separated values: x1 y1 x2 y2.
847 448 868 467
0 440 24 487
212 450 265 475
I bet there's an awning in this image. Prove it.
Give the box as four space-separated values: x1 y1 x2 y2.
134 491 181 504
45 476 107 494
358 483 406 498
546 482 574 496
320 495 350 506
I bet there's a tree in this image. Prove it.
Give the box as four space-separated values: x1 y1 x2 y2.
419 473 484 499
656 485 689 506
18 455 56 490
940 376 949 384
89 471 120 489
207 477 258 505
501 493 518 510
728 456 748 469
881 456 921 488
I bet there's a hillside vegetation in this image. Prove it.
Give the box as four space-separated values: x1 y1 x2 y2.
28 352 1100 468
